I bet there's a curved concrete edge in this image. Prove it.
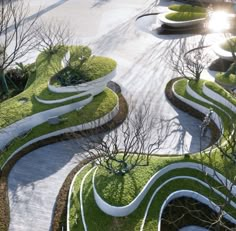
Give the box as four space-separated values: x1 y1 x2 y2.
157 189 236 231
141 174 236 231
48 68 117 93
203 83 236 113
66 163 91 231
157 12 205 28
172 81 222 129
79 167 96 231
186 81 232 121
0 96 94 151
212 42 234 61
139 175 236 231
92 161 236 217
1 97 119 169
35 92 91 105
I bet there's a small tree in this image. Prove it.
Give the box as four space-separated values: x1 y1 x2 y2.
81 105 171 176
170 36 211 82
0 0 39 94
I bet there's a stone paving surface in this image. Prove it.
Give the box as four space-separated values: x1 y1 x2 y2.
8 0 223 230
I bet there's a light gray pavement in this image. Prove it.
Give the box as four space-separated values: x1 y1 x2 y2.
8 0 224 230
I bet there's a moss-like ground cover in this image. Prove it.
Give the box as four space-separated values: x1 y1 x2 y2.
166 12 206 21
168 4 206 13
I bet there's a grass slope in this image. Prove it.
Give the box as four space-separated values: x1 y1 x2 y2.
0 88 118 167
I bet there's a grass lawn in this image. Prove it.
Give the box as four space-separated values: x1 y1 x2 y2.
168 4 206 13
165 12 206 21
0 88 118 167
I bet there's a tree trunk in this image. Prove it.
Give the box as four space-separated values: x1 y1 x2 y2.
0 70 9 94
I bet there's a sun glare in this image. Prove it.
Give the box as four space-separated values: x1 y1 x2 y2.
208 11 230 32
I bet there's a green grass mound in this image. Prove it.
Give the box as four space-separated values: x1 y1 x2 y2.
166 12 206 21
168 4 206 13
0 88 118 167
0 45 117 129
54 46 117 86
221 38 236 52
80 56 116 81
216 72 236 86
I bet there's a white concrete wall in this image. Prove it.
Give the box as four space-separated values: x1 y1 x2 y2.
48 68 116 93
172 82 222 129
203 84 236 113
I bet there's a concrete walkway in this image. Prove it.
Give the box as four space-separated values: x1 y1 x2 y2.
8 0 222 230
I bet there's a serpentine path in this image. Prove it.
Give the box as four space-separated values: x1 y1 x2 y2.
7 0 226 230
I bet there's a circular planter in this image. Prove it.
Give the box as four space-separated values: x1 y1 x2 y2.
157 12 205 28
48 68 117 93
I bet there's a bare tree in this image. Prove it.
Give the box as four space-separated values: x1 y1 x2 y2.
0 0 39 94
170 36 211 82
36 19 73 54
80 105 171 176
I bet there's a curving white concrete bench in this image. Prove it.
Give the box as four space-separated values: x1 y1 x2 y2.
212 41 236 61
157 12 205 28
